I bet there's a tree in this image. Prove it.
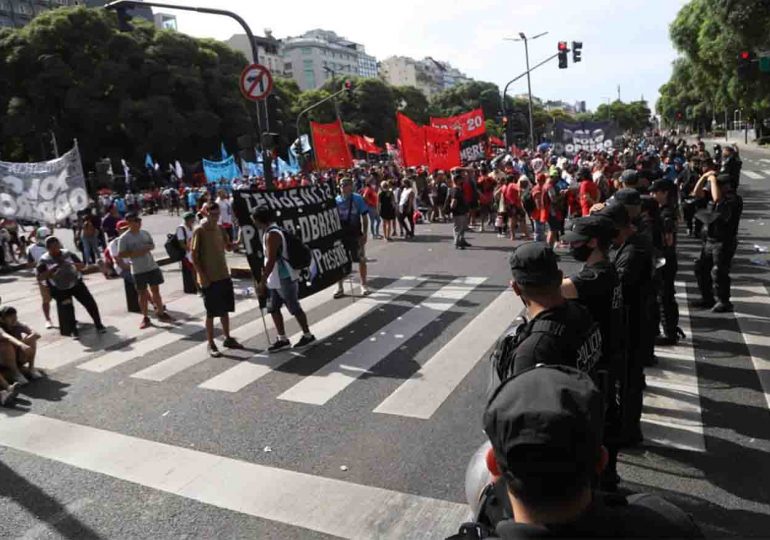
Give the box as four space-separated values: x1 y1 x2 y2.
430 81 502 121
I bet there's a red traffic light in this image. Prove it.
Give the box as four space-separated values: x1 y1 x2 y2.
740 51 750 60
344 80 352 89
558 41 568 51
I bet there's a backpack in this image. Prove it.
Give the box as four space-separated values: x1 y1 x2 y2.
268 225 312 269
164 228 186 262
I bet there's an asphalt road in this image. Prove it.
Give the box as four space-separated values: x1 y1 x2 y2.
0 148 768 538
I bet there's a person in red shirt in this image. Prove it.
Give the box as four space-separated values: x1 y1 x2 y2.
477 173 496 232
361 181 381 238
530 173 550 242
577 167 600 216
502 176 522 241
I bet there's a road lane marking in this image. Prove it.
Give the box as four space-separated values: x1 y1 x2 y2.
374 289 522 419
731 284 770 411
198 277 426 392
642 282 705 452
743 170 763 180
0 412 467 540
277 277 486 406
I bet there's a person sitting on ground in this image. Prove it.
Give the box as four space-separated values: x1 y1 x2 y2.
475 364 703 539
0 306 43 385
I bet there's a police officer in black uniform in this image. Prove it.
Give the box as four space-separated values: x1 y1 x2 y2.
560 214 625 490
599 199 653 446
720 145 742 190
692 170 742 313
650 179 682 345
489 242 603 392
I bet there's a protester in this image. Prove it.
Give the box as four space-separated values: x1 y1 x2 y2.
26 226 54 329
252 205 315 352
449 170 470 249
191 202 242 357
398 178 416 239
118 212 173 329
475 365 703 538
362 180 382 239
378 180 396 242
335 177 372 298
0 306 43 384
215 190 235 242
177 211 198 294
101 204 120 242
36 236 106 338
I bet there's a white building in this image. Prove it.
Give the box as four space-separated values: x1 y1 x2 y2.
225 30 285 77
379 55 472 97
154 12 177 31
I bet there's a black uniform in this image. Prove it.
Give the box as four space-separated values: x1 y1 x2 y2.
694 181 742 307
658 202 680 338
612 230 654 443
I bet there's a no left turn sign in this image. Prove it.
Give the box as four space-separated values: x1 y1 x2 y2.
239 63 273 101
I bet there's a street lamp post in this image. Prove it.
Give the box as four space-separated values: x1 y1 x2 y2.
505 31 548 151
104 0 275 188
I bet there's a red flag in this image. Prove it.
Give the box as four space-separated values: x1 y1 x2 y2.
311 119 353 169
425 125 461 172
362 136 382 154
430 108 486 141
489 136 505 147
397 112 428 167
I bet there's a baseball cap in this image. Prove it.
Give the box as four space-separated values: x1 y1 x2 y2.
182 211 196 220
563 215 616 243
649 179 674 193
116 220 129 231
620 169 639 186
484 364 603 478
614 188 642 206
508 242 561 286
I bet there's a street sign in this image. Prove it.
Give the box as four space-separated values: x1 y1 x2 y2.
239 63 273 102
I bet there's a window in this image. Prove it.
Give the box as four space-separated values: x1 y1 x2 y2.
304 70 316 88
301 47 311 55
303 59 313 69
284 62 293 70
16 3 32 15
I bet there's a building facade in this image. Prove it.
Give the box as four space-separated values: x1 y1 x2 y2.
0 0 83 28
282 29 377 91
379 55 471 97
153 12 176 31
225 30 285 77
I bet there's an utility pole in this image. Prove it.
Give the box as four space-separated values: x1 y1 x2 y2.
617 84 621 102
505 31 548 150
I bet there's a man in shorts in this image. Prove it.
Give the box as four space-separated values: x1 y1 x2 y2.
118 212 173 329
253 206 315 353
191 202 243 357
335 177 371 298
26 226 53 329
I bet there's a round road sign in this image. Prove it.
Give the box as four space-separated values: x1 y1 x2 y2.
239 63 273 102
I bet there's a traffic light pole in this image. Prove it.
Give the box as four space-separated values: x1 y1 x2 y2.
500 52 559 148
104 0 275 188
522 38 536 151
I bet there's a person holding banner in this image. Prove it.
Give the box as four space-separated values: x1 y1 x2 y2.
335 178 372 298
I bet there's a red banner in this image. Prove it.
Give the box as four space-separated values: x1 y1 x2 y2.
489 135 505 147
425 126 461 172
430 108 486 142
397 112 428 167
312 119 353 169
362 136 382 154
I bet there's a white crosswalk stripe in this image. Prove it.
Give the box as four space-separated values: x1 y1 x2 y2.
198 276 426 392
743 170 763 180
731 284 770 411
277 276 486 406
642 282 705 452
374 289 521 419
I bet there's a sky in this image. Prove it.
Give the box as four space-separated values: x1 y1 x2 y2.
146 0 689 113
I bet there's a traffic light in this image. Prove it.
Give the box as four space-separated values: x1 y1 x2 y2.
115 5 134 32
572 41 583 63
344 79 353 98
558 41 569 69
737 50 757 79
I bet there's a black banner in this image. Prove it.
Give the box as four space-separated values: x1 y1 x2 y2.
460 135 487 162
551 121 622 156
232 185 351 298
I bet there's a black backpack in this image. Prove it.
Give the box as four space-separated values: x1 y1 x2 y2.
164 228 186 262
269 226 312 269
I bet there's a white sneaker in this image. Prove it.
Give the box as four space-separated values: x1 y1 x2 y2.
362 286 373 296
45 320 54 329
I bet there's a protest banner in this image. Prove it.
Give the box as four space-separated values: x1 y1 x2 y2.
0 143 89 223
551 121 621 156
202 155 241 183
430 108 486 142
396 112 428 167
425 126 461 172
232 184 350 298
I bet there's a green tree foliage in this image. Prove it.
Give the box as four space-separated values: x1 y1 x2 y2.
658 0 770 131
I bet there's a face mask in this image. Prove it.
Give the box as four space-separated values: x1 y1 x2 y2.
570 244 593 262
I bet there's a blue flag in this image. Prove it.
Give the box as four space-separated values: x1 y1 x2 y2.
202 155 240 184
220 142 229 160
144 153 154 169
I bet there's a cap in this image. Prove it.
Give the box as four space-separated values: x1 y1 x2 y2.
649 179 674 193
563 215 616 243
508 242 561 286
484 364 603 477
116 220 129 231
614 188 641 206
36 226 51 239
620 169 639 186
598 202 630 227
182 211 196 220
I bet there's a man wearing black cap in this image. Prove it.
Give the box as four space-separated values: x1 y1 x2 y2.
560 215 625 490
488 242 602 391
650 180 681 344
719 145 742 190
691 169 742 312
476 365 702 538
598 201 652 445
